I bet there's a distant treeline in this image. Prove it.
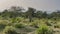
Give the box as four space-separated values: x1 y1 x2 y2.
0 6 60 21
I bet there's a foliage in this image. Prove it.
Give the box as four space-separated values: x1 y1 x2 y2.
30 22 39 28
0 6 60 34
36 25 53 34
14 23 25 28
3 26 18 34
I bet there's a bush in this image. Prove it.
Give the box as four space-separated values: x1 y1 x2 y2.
54 24 60 28
3 26 18 34
36 25 53 34
0 24 6 28
14 23 25 28
30 22 39 28
0 23 6 31
45 22 52 26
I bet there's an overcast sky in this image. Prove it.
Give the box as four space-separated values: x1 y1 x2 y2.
0 0 60 12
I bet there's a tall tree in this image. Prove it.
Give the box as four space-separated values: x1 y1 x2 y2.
35 11 43 19
26 7 36 22
8 6 24 18
42 11 48 18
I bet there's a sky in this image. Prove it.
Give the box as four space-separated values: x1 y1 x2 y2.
0 0 60 12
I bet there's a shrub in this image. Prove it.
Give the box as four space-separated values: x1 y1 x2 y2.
54 24 60 28
0 23 6 28
7 23 13 26
36 25 53 34
0 23 6 31
3 26 18 34
45 22 52 26
14 23 25 28
30 22 39 28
